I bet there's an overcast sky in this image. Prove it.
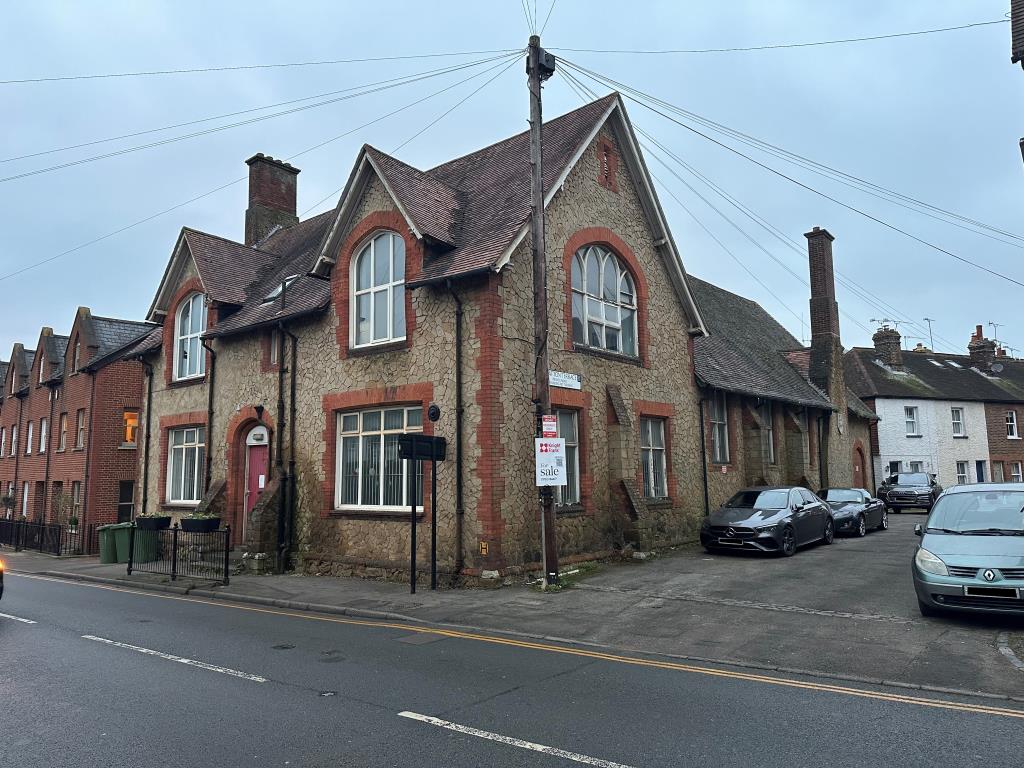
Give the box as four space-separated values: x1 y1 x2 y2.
2 1 1022 360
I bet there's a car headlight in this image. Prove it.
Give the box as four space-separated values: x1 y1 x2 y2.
755 524 776 532
914 548 948 577
701 519 710 529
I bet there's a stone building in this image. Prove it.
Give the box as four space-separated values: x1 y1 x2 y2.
0 308 153 536
846 325 1024 488
130 94 877 580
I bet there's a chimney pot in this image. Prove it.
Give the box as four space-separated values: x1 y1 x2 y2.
967 325 997 367
245 153 300 246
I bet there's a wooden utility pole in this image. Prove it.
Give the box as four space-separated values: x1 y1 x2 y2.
527 35 559 587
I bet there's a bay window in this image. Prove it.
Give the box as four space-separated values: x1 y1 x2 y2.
335 406 423 510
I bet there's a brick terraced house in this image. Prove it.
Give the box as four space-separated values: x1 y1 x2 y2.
0 308 154 536
845 325 1024 489
130 94 876 580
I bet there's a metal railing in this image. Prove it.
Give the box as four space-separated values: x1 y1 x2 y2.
0 519 98 556
127 524 231 585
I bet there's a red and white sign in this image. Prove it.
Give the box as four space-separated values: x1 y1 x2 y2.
541 414 557 438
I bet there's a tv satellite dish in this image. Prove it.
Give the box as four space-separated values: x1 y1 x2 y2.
991 363 1004 373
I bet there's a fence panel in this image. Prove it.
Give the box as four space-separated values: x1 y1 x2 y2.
127 524 230 585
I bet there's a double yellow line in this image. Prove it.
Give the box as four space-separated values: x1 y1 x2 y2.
12 571 1024 720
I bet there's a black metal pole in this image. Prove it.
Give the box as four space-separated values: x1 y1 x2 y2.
127 524 135 576
409 456 417 594
430 458 437 590
223 525 231 586
171 524 179 582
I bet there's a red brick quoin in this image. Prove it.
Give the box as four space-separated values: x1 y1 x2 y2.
331 210 423 359
562 227 650 367
320 382 434 517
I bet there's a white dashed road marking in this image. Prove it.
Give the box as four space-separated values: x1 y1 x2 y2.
398 711 638 768
82 635 267 682
0 612 37 624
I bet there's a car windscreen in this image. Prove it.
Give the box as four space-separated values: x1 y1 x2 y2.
725 489 789 509
926 491 1024 533
892 473 929 486
822 489 862 503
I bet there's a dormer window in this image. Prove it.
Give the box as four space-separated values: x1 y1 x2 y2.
174 292 207 380
263 275 298 303
351 231 405 347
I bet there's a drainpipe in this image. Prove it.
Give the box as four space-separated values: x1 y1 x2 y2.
42 380 56 521
817 413 830 488
201 340 217 494
697 396 710 516
12 394 24 516
446 281 465 574
282 325 298 570
82 370 97 528
140 361 154 517
275 321 287 574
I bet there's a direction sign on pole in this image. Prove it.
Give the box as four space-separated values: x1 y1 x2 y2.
535 438 566 487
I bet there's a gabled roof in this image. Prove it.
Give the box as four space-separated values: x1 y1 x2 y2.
82 316 157 370
689 276 832 410
7 345 35 394
845 347 1024 403
0 362 7 392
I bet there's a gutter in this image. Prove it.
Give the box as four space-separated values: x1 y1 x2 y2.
42 380 56 520
201 339 217 494
12 393 24 516
282 324 299 572
275 321 287 574
82 371 97 527
446 280 465 573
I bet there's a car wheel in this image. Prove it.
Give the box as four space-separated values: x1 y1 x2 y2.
822 518 835 545
780 526 797 557
855 515 866 537
877 509 889 531
918 598 940 617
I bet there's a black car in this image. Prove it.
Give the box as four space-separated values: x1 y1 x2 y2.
876 472 943 512
818 488 888 536
700 486 835 557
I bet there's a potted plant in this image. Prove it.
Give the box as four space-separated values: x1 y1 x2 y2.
181 511 221 533
136 511 172 530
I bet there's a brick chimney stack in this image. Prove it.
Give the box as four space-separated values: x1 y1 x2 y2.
805 226 841 392
872 326 903 368
245 154 300 246
968 324 997 368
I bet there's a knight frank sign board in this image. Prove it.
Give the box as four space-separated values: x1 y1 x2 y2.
535 438 566 487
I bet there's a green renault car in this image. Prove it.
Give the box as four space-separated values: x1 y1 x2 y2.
912 483 1024 616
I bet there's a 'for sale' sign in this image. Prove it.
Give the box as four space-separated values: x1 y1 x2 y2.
535 438 566 487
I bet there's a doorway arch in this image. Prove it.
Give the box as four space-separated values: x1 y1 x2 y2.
853 444 867 490
226 406 274 547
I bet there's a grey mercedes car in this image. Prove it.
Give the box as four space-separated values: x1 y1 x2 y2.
912 483 1024 616
700 486 835 557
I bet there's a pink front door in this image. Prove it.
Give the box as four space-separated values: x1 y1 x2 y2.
244 444 270 533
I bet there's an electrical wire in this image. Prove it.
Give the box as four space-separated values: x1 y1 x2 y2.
561 59 1024 290
559 59 1024 246
0 56 523 282
551 19 1007 54
0 52 521 184
0 49 522 85
540 0 557 36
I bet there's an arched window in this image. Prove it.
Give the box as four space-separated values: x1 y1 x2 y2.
571 244 637 356
174 292 207 380
352 231 405 346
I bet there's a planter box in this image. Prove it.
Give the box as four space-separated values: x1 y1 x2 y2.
181 517 221 533
136 516 171 531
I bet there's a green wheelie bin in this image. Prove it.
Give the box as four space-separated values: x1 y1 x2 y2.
97 524 117 564
129 524 159 564
110 522 135 564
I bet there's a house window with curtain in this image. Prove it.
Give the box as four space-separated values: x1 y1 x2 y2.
39 417 47 453
10 425 17 456
709 391 729 464
1012 462 1023 483
553 409 580 506
174 292 207 380
335 406 423 510
58 413 67 451
25 421 33 455
956 461 969 485
904 406 919 436
167 426 206 503
951 407 965 436
75 409 86 448
351 232 405 347
640 416 668 499
570 244 638 357
1008 410 1019 439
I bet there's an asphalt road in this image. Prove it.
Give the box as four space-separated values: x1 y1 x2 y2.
2 571 1023 767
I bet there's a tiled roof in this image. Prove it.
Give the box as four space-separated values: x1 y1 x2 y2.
182 228 280 306
845 347 1024 403
0 362 7 390
90 316 155 360
689 277 832 410
120 326 163 358
43 334 70 380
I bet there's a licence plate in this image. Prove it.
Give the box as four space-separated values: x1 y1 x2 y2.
717 538 744 546
964 586 1019 599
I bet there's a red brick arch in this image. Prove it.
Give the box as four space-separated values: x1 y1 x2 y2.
562 227 650 367
162 277 212 386
225 405 276 543
331 210 423 359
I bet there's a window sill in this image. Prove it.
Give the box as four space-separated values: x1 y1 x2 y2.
645 498 673 509
556 503 585 516
348 340 408 358
952 435 969 440
168 376 206 389
571 343 642 367
329 508 424 520
72 447 85 452
119 443 138 450
1009 436 1022 441
905 434 923 439
161 503 201 512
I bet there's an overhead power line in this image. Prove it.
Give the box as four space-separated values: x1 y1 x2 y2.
0 48 522 85
0 52 521 184
551 19 1007 54
0 57 521 283
561 59 1024 290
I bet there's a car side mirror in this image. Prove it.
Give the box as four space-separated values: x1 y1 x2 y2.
914 524 923 537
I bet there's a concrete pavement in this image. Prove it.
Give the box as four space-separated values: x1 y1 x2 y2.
2 514 1022 701
3 570 1024 767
